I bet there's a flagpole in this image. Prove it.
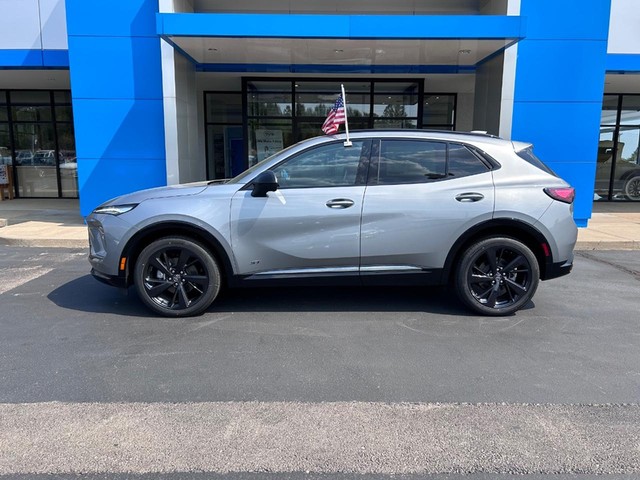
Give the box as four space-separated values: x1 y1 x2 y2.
341 84 352 147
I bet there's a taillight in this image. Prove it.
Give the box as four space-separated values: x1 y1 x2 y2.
544 187 575 204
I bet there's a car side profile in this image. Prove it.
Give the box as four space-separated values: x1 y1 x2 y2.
87 130 577 317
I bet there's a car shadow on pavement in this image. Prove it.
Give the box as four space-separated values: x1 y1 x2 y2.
47 274 485 317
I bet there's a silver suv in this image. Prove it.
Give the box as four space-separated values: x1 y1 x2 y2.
87 131 577 317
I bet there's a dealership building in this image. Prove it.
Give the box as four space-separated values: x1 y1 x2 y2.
0 0 639 226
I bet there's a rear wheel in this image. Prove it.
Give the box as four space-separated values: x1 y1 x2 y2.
624 175 640 201
134 237 221 317
454 237 539 316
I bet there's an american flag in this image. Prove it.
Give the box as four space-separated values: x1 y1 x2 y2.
321 95 346 135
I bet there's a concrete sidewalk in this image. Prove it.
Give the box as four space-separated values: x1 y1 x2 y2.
0 198 639 250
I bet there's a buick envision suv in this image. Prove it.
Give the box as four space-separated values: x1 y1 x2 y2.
87 130 577 317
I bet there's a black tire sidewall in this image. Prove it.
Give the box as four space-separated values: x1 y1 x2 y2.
134 237 221 317
455 237 540 316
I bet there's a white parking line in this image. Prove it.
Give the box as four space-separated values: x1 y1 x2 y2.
1 401 639 475
0 266 53 295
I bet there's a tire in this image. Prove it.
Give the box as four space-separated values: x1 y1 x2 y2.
623 175 640 201
454 237 540 316
134 236 221 317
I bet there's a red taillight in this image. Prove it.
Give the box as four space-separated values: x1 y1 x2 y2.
544 187 575 204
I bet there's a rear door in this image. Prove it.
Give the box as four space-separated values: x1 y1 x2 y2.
360 139 495 278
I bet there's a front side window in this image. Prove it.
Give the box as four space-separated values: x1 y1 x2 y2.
272 140 368 189
373 140 447 185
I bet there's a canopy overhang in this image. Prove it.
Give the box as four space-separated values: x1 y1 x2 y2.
157 13 526 73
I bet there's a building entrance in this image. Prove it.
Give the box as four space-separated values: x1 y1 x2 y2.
205 78 456 180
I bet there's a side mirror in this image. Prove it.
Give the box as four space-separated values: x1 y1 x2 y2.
251 170 279 197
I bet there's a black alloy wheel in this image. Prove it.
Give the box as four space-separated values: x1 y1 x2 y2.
134 237 221 317
455 237 539 316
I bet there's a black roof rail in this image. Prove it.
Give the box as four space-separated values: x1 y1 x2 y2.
346 128 501 139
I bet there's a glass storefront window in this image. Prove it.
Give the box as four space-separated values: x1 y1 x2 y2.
55 105 74 122
206 93 242 123
248 119 293 166
54 91 72 104
9 90 50 104
423 94 456 127
13 123 57 197
0 125 11 166
0 90 77 198
373 119 418 129
207 125 244 179
207 79 456 181
11 105 53 122
601 95 619 125
620 95 640 126
56 123 77 198
597 95 640 201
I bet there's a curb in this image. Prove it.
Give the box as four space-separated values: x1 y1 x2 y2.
0 237 89 249
575 241 640 251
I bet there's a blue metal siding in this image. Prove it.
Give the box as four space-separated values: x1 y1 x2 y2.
606 54 640 72
511 0 612 227
0 49 69 68
157 13 525 40
66 0 166 216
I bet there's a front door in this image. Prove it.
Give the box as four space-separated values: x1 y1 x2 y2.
230 140 370 277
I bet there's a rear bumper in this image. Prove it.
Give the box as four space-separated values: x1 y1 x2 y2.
542 257 573 280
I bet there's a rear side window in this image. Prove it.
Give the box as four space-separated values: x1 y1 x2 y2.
373 140 447 184
371 140 490 185
516 147 557 176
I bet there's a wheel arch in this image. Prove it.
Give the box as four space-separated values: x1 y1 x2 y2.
442 219 553 283
120 222 235 287
619 168 640 181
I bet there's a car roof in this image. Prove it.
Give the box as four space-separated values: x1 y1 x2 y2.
307 129 512 148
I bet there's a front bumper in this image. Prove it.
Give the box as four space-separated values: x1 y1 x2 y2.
91 268 128 289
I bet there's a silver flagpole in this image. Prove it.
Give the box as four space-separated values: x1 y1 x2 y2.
341 84 352 147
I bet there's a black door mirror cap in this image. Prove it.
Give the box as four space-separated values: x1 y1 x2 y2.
251 170 279 197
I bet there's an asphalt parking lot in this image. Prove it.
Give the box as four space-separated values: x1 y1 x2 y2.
1 247 639 477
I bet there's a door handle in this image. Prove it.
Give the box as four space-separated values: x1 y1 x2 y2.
455 192 484 202
326 198 355 209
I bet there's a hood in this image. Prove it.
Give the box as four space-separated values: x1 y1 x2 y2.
100 181 210 207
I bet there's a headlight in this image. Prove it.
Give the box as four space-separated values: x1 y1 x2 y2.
92 204 138 215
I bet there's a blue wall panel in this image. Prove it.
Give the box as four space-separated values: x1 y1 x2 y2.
72 99 165 160
511 0 611 226
514 40 608 103
66 0 166 216
78 158 167 207
606 54 640 72
519 0 611 40
67 37 163 100
157 13 525 40
0 49 69 68
66 0 158 37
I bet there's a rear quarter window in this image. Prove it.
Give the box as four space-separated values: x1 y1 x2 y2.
516 147 557 176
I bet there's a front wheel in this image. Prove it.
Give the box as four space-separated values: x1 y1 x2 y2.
454 237 540 316
134 237 221 317
624 175 640 201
